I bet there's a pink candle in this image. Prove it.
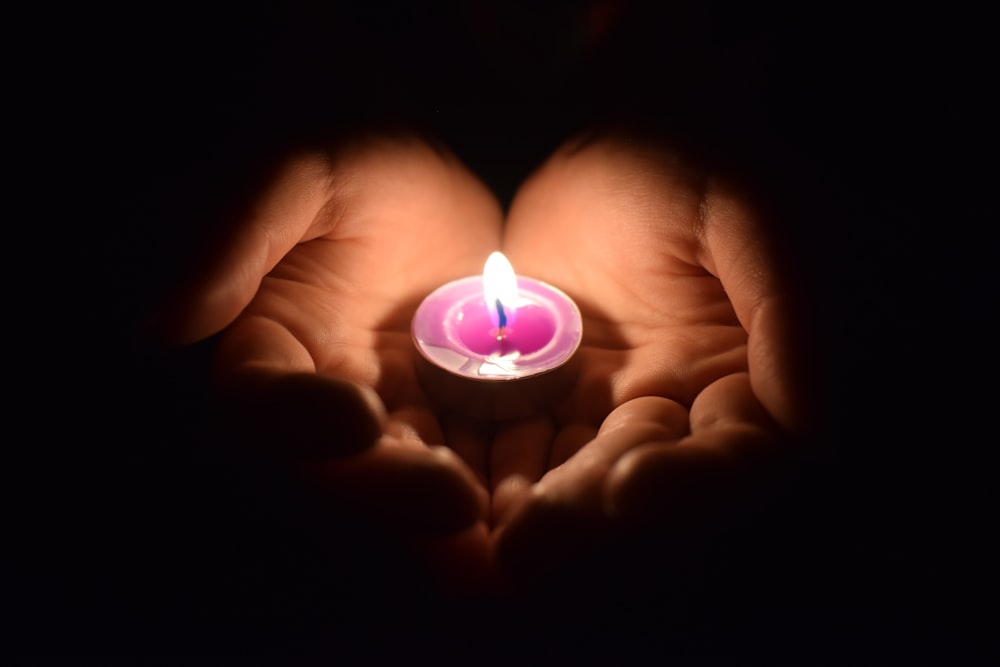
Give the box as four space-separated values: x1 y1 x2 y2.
412 252 582 382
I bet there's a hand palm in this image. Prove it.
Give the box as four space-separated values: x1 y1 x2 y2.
490 137 800 583
501 143 745 453
205 137 502 537
223 141 501 440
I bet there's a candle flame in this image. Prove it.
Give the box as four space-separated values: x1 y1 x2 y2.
484 251 519 331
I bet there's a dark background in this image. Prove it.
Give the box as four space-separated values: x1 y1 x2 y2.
8 0 996 661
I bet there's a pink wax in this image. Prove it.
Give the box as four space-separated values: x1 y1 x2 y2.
412 275 582 381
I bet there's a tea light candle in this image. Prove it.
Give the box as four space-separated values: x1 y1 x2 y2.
412 252 582 418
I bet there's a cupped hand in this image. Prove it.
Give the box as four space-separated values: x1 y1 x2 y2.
164 133 503 574
488 130 816 590
162 127 816 598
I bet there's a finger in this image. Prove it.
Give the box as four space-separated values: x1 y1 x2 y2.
384 406 446 450
700 180 816 435
209 311 387 459
441 417 492 487
607 373 786 533
306 443 490 537
214 310 316 380
494 397 688 583
688 370 780 434
490 416 555 526
215 368 387 461
155 153 337 344
541 396 689 508
547 423 599 469
408 521 497 598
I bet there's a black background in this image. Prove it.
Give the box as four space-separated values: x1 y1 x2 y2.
8 0 997 661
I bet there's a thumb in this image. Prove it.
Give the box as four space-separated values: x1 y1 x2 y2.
217 371 387 461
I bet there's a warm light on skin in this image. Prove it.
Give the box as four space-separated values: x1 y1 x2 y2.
483 251 520 332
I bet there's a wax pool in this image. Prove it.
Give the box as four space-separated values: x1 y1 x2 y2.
454 300 556 356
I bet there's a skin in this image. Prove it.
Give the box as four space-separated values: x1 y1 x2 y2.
492 131 812 592
163 128 813 596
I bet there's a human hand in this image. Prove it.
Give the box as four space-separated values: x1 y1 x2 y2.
486 130 816 592
160 132 504 585
158 127 815 599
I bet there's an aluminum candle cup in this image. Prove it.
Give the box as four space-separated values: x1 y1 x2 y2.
411 252 583 419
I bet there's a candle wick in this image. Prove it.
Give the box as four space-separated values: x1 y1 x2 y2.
495 298 507 339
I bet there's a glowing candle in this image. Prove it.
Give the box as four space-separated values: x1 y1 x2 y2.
411 252 582 417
